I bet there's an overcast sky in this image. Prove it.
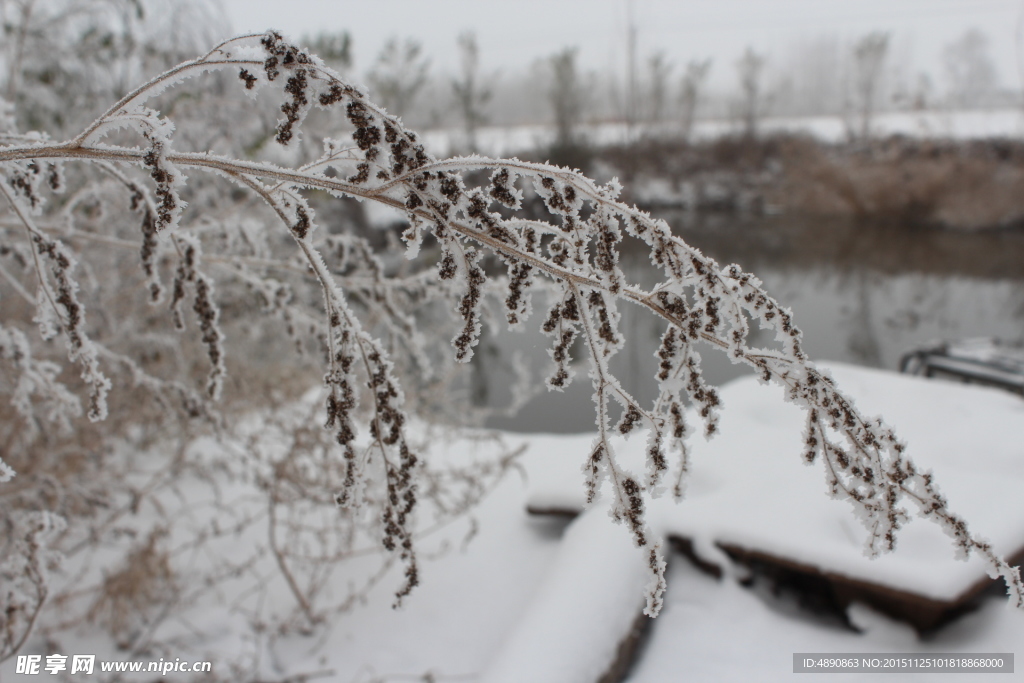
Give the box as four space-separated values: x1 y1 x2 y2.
220 0 1024 90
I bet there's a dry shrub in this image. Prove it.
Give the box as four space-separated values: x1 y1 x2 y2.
86 529 178 650
773 137 1024 229
591 133 1024 230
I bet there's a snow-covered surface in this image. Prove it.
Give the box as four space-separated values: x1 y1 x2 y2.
481 506 648 683
6 364 1023 682
258 360 1024 682
627 557 1024 683
419 108 1024 158
528 362 1024 602
264 366 1024 682
933 337 1024 377
695 108 1024 144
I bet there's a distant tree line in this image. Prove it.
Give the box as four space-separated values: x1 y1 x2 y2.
317 26 1011 144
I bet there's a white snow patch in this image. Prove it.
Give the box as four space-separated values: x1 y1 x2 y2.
526 362 1024 602
417 109 1024 158
481 505 650 683
5 364 1022 681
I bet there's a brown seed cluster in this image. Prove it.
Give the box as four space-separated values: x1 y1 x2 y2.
168 237 225 399
141 133 183 231
452 253 485 363
127 186 163 303
541 292 581 389
238 68 257 90
488 168 520 209
31 233 110 421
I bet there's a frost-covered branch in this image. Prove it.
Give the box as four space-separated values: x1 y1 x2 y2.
1 31 1020 622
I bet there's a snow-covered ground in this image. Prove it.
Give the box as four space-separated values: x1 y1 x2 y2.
272 365 1024 682
253 365 1024 681
6 365 1023 682
527 363 1024 603
420 108 1024 158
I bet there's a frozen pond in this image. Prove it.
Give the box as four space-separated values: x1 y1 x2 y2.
481 215 1024 433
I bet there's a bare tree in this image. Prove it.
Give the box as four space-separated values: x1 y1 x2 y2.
305 30 353 73
782 35 843 116
679 58 711 141
849 31 890 140
943 28 998 108
451 31 491 153
645 51 673 128
367 36 429 120
548 47 585 149
735 47 767 139
624 0 639 137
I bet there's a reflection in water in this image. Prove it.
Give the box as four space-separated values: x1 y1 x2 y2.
845 271 883 366
482 215 1024 434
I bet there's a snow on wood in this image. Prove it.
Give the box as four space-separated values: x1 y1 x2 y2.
480 505 652 683
524 362 1024 621
626 555 1024 683
902 338 1024 395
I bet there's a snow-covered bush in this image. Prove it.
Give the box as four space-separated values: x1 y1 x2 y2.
1 27 1022 667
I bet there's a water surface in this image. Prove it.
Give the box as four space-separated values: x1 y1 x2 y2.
480 215 1024 434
